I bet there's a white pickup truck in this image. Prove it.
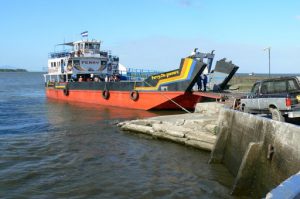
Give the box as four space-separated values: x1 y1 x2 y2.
239 76 300 121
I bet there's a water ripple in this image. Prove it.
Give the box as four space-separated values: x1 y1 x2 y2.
0 73 244 199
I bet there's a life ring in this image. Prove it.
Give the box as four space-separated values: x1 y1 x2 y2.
63 84 69 96
130 90 139 101
102 89 110 100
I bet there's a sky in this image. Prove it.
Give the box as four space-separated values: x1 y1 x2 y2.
1 0 300 73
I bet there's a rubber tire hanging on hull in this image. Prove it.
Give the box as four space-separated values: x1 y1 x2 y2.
63 84 69 96
102 90 110 100
130 90 139 101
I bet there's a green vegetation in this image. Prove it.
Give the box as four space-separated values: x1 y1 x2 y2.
228 76 269 92
0 69 28 72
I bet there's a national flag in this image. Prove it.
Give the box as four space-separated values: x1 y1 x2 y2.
81 31 88 37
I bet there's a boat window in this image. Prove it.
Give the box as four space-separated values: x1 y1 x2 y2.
80 43 84 50
53 62 56 67
100 51 108 56
84 43 96 50
51 62 53 67
73 60 80 66
93 44 100 50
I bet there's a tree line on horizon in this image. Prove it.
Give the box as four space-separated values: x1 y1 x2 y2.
0 68 28 72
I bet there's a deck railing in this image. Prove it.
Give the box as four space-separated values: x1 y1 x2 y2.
49 50 71 58
121 68 160 81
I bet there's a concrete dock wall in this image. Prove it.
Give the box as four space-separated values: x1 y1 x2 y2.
210 108 300 197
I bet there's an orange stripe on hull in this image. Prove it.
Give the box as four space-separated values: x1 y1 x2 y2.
46 88 203 110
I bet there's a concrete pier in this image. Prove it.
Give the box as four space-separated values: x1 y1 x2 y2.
118 102 225 151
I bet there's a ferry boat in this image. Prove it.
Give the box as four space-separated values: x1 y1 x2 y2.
44 34 239 110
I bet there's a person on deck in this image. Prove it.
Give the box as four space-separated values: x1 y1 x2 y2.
203 74 208 91
94 76 99 82
78 76 83 82
197 75 202 91
90 74 94 81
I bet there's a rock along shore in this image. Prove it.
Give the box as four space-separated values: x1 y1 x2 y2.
117 102 225 151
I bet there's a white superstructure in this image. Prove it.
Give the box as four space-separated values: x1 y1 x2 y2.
44 38 119 82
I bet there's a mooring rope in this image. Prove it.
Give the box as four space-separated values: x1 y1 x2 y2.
142 81 191 113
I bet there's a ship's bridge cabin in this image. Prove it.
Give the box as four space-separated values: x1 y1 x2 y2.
45 40 120 83
67 40 101 58
48 40 103 61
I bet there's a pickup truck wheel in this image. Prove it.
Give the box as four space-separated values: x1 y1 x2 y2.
241 105 249 113
270 108 285 122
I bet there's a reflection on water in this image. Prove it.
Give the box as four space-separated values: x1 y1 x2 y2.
46 99 161 125
0 73 246 198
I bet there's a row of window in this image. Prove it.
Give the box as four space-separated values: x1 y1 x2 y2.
74 43 100 51
50 61 62 68
50 60 111 68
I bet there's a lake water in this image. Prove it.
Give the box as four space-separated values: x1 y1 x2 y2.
0 72 243 198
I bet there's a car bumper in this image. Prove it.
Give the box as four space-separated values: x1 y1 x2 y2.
287 111 300 118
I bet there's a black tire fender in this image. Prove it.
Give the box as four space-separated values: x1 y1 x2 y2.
130 90 139 101
102 89 110 100
63 84 69 96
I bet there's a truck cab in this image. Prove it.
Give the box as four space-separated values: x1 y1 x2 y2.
240 76 300 121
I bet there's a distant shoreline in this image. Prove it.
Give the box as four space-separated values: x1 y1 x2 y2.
0 69 28 72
